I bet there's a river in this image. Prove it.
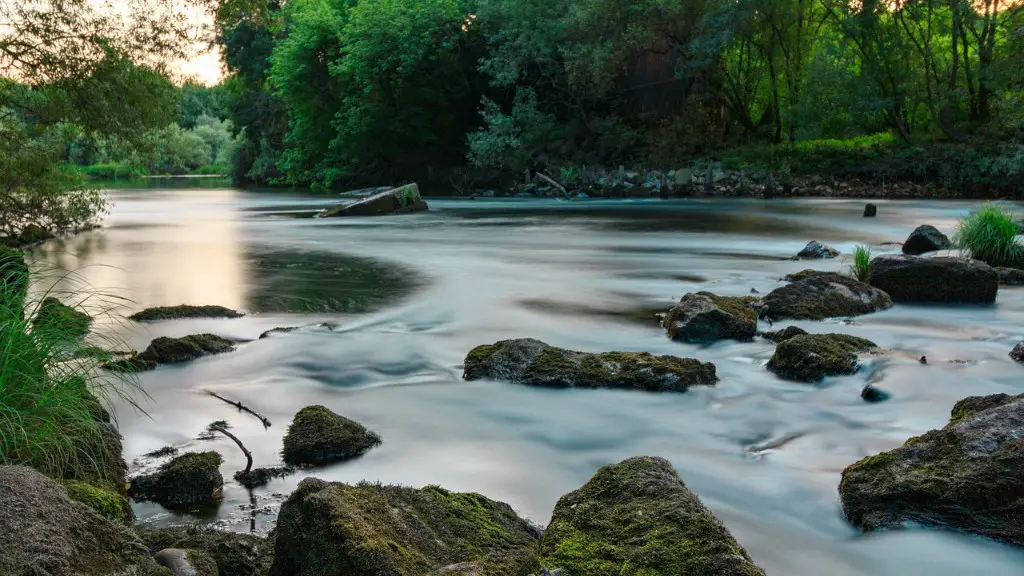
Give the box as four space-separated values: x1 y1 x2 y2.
27 186 1024 575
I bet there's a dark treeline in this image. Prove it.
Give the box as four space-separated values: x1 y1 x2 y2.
214 0 1023 191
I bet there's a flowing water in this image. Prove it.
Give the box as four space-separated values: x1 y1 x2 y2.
27 186 1024 575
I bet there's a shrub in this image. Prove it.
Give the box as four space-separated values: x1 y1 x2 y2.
79 162 146 180
954 205 1023 268
848 245 872 282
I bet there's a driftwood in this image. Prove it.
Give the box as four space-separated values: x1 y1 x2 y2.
535 172 569 197
208 422 253 477
206 391 271 428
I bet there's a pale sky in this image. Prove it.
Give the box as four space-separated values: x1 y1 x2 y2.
176 47 223 85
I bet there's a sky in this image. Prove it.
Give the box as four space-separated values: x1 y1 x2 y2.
177 47 223 85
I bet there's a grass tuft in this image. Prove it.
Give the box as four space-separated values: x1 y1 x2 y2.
848 245 872 282
954 204 1023 268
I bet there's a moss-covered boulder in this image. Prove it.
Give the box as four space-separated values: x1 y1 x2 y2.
662 292 758 343
282 406 381 467
767 333 876 382
997 267 1024 286
111 334 236 372
32 297 92 338
839 393 1024 546
902 224 951 255
321 183 428 217
62 480 133 525
129 451 224 510
463 338 717 392
139 527 266 576
797 240 839 259
760 325 808 342
763 272 893 320
154 548 218 576
129 305 244 322
539 456 765 576
0 466 163 576
268 478 541 576
869 255 998 303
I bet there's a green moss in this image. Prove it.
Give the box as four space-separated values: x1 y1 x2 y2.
767 333 876 382
282 406 381 466
463 344 499 379
520 346 578 386
579 351 717 391
703 292 758 323
663 292 759 342
136 334 235 366
764 273 892 320
129 305 243 322
62 480 133 524
783 269 824 282
539 457 764 576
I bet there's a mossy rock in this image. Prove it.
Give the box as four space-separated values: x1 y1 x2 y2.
154 548 219 576
62 480 133 525
869 255 998 303
321 183 428 217
767 333 876 382
797 240 839 259
235 465 296 489
129 451 223 510
839 393 1024 546
996 267 1024 286
139 527 266 576
662 292 759 343
902 224 951 255
268 478 540 576
0 466 158 576
539 456 765 576
282 406 381 467
129 305 244 322
463 338 717 392
32 297 92 338
763 273 892 320
760 325 808 343
111 334 236 372
781 269 823 282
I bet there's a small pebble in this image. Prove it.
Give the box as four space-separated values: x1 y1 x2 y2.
919 356 927 364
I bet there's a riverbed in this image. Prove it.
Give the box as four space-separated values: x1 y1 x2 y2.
28 188 1024 575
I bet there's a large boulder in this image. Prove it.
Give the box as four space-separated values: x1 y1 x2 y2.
839 393 1024 546
662 292 758 342
282 405 381 467
129 451 224 510
0 466 162 576
767 333 876 382
130 305 244 322
320 183 427 217
539 457 764 576
997 267 1024 286
902 225 951 255
110 334 236 372
268 478 541 576
763 272 893 320
797 240 839 259
869 255 998 303
139 527 267 576
463 338 717 393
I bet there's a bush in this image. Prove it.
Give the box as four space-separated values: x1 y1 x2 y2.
848 245 872 282
954 205 1023 268
0 255 141 490
79 162 146 180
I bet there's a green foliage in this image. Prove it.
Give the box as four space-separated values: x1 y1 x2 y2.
78 163 147 180
63 480 133 524
954 205 1023 268
849 245 872 282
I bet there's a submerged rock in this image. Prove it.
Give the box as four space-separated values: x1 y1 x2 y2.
268 478 540 576
860 385 891 403
154 548 218 576
235 465 296 489
763 272 893 320
1011 342 1024 363
767 333 876 382
320 183 428 217
760 325 808 342
864 203 877 217
282 405 381 467
902 225 951 255
110 334 236 372
140 527 265 576
32 297 92 338
129 451 224 510
997 267 1024 286
839 393 1024 546
539 456 765 576
129 305 244 322
869 255 998 303
662 292 759 342
797 240 839 259
463 338 717 392
0 466 161 576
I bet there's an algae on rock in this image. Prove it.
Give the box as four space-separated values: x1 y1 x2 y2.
282 405 381 467
464 338 717 392
109 334 236 372
129 305 244 321
767 333 876 382
539 456 765 576
839 393 1024 546
268 478 541 576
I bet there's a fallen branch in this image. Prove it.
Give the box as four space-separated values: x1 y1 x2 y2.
206 391 271 428
536 172 569 197
208 421 253 477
